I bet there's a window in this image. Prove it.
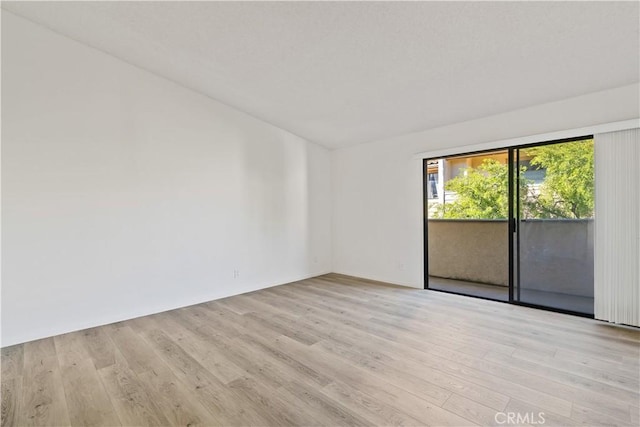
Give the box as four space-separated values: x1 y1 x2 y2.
427 172 438 199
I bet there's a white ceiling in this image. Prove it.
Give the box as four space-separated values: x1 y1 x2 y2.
3 1 639 149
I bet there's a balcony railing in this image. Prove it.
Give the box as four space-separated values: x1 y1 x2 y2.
428 218 594 298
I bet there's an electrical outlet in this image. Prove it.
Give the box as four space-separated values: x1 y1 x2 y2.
233 269 240 279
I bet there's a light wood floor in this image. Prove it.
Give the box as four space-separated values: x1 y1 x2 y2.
2 274 639 426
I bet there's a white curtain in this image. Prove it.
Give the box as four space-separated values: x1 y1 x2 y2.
594 128 640 327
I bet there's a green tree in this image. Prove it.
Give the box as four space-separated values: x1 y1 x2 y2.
523 140 594 219
431 159 513 219
430 139 594 219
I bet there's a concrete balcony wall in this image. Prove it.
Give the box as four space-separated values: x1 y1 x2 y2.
519 219 594 298
428 219 594 297
428 220 509 286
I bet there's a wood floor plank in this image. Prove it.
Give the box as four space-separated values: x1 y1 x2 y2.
1 377 23 427
258 291 576 417
296 308 570 414
484 349 639 405
104 324 166 374
236 332 334 387
263 290 569 415
134 361 217 426
243 311 322 345
251 292 509 410
2 274 638 427
280 281 519 358
96 350 170 426
630 406 639 425
554 347 640 377
325 274 637 352
320 379 427 426
150 311 247 384
59 359 121 426
78 327 116 370
275 379 375 426
441 393 501 426
202 302 283 341
22 338 57 365
0 346 23 381
135 326 272 426
268 283 514 357
19 353 70 426
314 337 509 411
505 399 580 427
227 377 322 426
570 403 635 427
54 331 120 426
510 348 640 391
262 334 471 426
179 322 289 390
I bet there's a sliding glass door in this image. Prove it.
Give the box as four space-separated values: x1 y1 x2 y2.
424 137 595 316
511 138 595 315
425 150 510 301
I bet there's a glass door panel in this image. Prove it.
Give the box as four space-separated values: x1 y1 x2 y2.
512 139 595 314
425 150 509 301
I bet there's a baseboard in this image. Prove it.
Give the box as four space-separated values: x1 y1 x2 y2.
328 270 422 289
1 269 332 348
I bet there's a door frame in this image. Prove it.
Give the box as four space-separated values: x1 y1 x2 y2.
422 135 594 318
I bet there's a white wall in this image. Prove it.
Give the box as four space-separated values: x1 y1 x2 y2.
332 84 639 288
1 12 331 347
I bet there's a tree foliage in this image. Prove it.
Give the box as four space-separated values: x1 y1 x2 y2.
431 159 511 219
523 140 594 219
430 140 594 219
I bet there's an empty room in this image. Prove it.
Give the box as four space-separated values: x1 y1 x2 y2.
2 1 639 426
